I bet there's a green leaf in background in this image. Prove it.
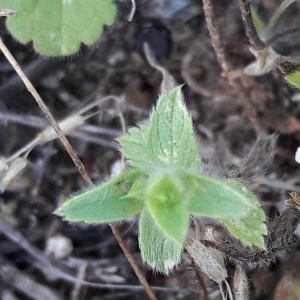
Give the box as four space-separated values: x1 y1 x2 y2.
250 5 265 35
220 180 267 248
285 72 300 89
119 124 155 171
0 0 119 56
54 170 145 223
181 171 256 218
147 86 198 168
147 173 189 245
139 208 182 274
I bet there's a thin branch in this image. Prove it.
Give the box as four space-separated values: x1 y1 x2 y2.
224 280 233 300
0 256 62 300
238 0 265 50
219 283 227 300
109 224 157 299
202 0 262 135
0 219 198 294
0 38 92 186
0 38 158 300
70 260 88 300
0 110 122 137
128 0 136 22
202 0 231 81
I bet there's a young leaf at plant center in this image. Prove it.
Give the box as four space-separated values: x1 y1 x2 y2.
126 176 148 200
139 208 182 274
0 0 121 56
146 173 189 245
180 171 257 218
250 5 265 35
147 86 198 168
54 170 145 223
220 180 267 249
118 124 155 171
285 71 300 90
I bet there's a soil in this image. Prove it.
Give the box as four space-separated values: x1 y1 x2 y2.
1 0 300 300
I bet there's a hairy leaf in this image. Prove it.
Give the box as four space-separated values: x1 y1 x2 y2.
119 124 155 171
126 176 148 199
55 170 145 223
188 158 203 175
220 180 267 248
181 171 256 218
0 0 119 56
147 86 198 168
139 208 182 274
147 173 189 244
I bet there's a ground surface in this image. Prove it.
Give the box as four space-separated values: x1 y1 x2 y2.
1 0 300 299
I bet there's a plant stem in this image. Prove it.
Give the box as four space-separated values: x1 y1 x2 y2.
238 0 265 50
219 282 227 300
6 137 40 163
224 279 233 300
0 37 158 300
202 0 231 82
201 0 262 135
263 0 297 40
0 39 93 186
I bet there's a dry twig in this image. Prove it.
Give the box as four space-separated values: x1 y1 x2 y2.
70 260 88 300
0 38 92 185
0 256 62 300
0 212 195 294
0 37 158 300
202 0 262 135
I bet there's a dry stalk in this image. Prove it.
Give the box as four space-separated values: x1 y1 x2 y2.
238 0 265 51
0 37 158 300
128 0 136 22
190 257 210 300
202 0 262 135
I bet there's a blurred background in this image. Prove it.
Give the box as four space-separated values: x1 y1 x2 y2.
1 0 300 299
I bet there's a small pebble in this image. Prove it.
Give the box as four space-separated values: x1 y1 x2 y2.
295 147 300 164
45 234 73 259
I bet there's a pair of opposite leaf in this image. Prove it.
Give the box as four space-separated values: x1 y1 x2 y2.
55 86 267 274
0 0 123 56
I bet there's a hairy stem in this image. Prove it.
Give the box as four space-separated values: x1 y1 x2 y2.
202 0 262 135
238 0 265 50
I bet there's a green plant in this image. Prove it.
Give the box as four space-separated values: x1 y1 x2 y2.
0 0 123 56
245 0 300 83
244 0 296 76
55 86 267 274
